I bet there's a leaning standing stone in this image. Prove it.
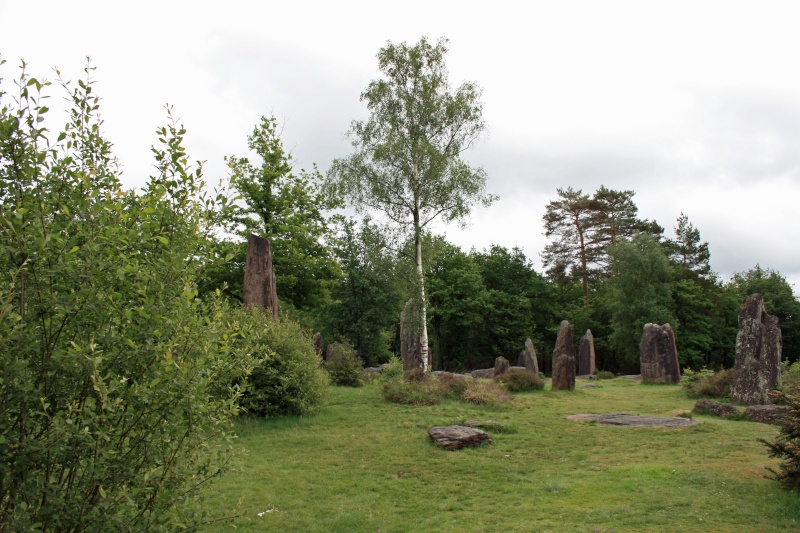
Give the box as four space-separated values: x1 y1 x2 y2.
639 323 681 384
519 338 539 375
551 320 576 390
731 294 782 405
578 329 596 376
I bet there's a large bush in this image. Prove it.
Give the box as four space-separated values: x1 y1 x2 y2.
323 341 364 387
237 311 329 415
495 369 544 392
760 395 800 492
0 61 248 530
682 367 732 398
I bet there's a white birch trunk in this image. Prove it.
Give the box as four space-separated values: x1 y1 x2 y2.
415 233 429 372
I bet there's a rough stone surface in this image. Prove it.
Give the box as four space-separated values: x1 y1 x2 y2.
470 368 494 379
693 399 741 418
428 426 493 450
639 323 681 384
745 404 791 425
731 294 782 405
578 329 596 376
551 320 576 390
325 344 334 362
431 371 465 379
567 413 698 428
243 234 279 320
313 332 324 359
400 299 423 372
462 420 504 429
517 338 539 375
494 356 510 377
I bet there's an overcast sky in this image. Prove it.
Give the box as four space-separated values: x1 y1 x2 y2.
2 0 799 291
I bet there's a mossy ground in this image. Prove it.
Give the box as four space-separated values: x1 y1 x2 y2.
202 377 800 532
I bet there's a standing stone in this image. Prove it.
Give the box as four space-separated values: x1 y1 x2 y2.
551 320 576 390
731 294 782 405
517 338 539 375
400 299 423 372
313 332 324 359
243 234 279 320
494 356 510 377
639 323 681 384
578 329 596 376
325 343 335 362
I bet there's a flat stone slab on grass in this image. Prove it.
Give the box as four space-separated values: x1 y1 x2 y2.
428 425 493 450
462 420 505 430
567 413 699 428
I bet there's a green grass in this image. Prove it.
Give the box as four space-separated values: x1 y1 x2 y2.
201 377 800 532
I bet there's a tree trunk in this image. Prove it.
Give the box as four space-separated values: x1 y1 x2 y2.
243 234 279 320
415 230 430 372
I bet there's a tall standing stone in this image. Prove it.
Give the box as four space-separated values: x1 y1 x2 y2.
639 323 681 383
243 234 279 320
313 332 324 359
578 329 596 376
731 294 782 405
400 299 423 372
551 320 576 390
517 338 540 375
494 356 510 377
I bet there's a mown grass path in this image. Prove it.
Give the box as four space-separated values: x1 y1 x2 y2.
202 378 800 532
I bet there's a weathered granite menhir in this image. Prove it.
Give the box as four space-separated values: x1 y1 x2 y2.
639 323 681 384
517 338 539 375
731 294 782 405
494 356 510 377
578 329 596 376
551 320 576 390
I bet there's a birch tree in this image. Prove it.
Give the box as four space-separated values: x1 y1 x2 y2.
327 37 494 371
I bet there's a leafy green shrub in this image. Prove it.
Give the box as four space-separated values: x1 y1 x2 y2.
0 63 248 530
495 369 544 392
760 396 800 492
378 355 404 383
436 373 469 398
693 368 734 398
405 367 427 382
382 377 444 405
681 367 715 396
777 361 800 403
324 342 365 387
682 368 732 398
236 311 329 416
595 370 615 380
460 379 513 405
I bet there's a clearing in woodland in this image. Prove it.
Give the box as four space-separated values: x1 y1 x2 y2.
202 377 800 532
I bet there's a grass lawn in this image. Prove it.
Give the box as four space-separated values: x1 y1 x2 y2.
201 377 800 532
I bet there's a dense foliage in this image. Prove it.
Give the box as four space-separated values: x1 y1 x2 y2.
0 62 248 530
761 395 800 492
236 310 329 416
